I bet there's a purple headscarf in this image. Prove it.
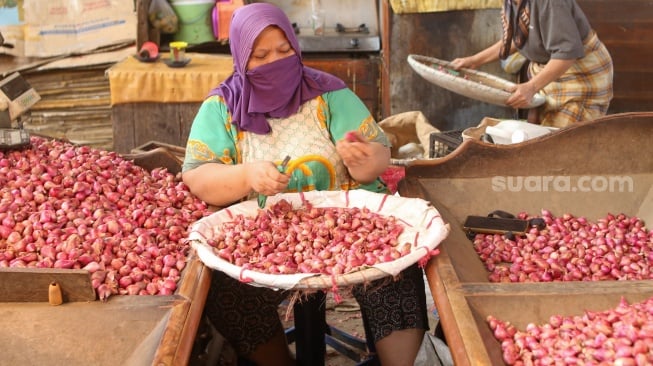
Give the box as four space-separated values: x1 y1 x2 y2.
208 2 347 134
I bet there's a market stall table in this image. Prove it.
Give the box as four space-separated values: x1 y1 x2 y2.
400 112 653 365
107 53 234 154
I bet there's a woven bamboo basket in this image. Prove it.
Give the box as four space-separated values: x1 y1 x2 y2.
407 54 545 108
189 190 450 290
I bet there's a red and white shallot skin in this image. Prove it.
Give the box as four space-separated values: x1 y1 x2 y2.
472 211 653 283
207 199 410 275
0 137 211 301
488 296 653 365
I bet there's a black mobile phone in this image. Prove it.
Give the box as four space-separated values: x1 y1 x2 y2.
463 215 530 236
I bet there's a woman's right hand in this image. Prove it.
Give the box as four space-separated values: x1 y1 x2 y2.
450 56 479 70
244 161 290 196
451 41 503 71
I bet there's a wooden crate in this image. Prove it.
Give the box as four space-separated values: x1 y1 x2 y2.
0 148 211 366
450 281 653 365
400 112 653 365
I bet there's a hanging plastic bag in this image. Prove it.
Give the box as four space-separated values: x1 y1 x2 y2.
149 0 179 34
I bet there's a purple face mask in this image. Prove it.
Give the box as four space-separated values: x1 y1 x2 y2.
207 3 346 134
246 55 302 116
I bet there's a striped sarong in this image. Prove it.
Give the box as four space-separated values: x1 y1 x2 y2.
529 31 613 128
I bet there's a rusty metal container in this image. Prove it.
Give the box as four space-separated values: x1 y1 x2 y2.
400 112 653 365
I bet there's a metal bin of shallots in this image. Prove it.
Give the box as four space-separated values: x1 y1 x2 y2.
400 112 653 366
0 140 213 366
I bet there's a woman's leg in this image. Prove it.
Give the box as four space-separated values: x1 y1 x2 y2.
246 329 294 366
353 264 429 366
375 328 425 365
203 270 293 366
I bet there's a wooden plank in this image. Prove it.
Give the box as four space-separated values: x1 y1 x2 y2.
112 102 200 154
150 257 212 365
579 0 653 23
178 102 201 147
112 103 137 154
578 0 653 113
0 268 95 302
132 103 189 152
304 56 381 120
133 103 182 148
380 0 392 119
137 0 154 50
23 67 114 150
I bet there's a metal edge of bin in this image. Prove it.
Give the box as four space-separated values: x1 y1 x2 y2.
403 112 653 365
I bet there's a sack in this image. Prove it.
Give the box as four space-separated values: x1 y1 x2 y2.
413 332 454 366
211 0 244 41
149 0 179 34
378 111 439 160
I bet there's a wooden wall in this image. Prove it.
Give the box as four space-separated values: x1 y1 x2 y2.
578 0 653 113
385 0 653 131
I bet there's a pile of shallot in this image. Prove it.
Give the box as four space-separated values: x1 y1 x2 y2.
0 137 210 301
471 210 653 282
488 296 653 365
207 198 411 275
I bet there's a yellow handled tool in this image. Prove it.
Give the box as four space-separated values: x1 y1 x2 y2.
257 155 291 208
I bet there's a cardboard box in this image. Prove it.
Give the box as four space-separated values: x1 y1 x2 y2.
22 0 136 58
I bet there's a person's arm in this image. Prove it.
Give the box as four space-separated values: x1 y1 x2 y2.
181 98 289 207
451 40 505 70
182 161 288 207
506 58 575 108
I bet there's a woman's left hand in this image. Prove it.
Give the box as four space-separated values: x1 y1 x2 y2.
336 131 390 184
336 131 372 169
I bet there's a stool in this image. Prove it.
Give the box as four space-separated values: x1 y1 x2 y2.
285 291 379 366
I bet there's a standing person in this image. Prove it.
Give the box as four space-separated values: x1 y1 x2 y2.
181 3 429 365
450 0 613 128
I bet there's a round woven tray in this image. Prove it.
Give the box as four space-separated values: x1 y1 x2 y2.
407 54 545 108
189 190 450 290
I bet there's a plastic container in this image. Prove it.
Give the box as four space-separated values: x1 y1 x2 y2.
138 41 159 60
170 0 215 44
169 41 188 62
484 119 555 144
